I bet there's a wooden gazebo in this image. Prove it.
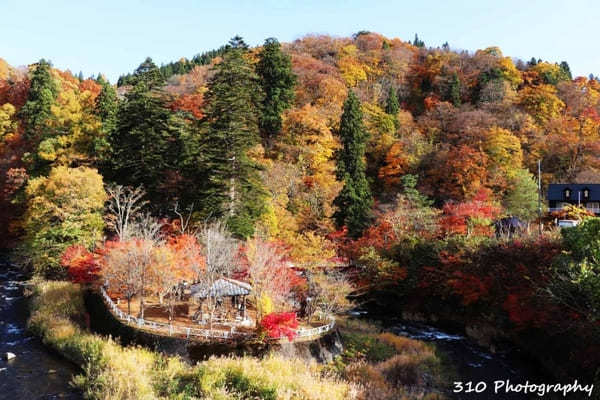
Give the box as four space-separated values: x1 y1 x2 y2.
190 278 251 322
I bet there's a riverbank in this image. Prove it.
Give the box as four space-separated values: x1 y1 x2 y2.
0 261 81 400
28 279 457 399
27 279 355 399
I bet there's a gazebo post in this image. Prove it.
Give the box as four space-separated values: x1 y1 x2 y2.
242 295 246 319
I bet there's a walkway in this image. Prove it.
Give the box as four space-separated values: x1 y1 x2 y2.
100 287 335 342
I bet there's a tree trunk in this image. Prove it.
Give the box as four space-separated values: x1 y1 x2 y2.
229 156 236 216
139 271 145 319
207 297 214 332
139 296 145 319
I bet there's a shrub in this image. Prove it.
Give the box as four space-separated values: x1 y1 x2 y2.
344 361 391 399
341 332 396 363
61 245 100 283
377 333 435 357
260 312 299 341
378 354 425 387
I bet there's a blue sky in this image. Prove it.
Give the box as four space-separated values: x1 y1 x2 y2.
1 0 599 83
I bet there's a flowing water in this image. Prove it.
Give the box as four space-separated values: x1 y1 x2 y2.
388 320 565 399
0 252 578 400
0 260 81 400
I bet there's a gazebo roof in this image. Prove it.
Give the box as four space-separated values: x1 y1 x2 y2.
190 278 251 299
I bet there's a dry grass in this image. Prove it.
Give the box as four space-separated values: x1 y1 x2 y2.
27 280 355 400
377 333 436 358
333 319 447 400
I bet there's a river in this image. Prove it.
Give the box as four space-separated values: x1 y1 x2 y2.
0 259 81 400
0 254 569 400
388 319 563 400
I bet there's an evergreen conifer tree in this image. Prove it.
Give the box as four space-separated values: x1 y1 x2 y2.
199 37 266 238
228 35 249 50
108 58 186 206
333 91 373 238
20 59 58 143
449 72 461 107
385 87 399 115
94 76 118 162
19 59 58 176
413 34 425 48
256 37 296 147
559 61 573 80
130 57 165 88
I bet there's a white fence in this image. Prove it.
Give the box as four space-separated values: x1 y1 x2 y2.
100 286 244 340
293 318 336 339
100 287 335 341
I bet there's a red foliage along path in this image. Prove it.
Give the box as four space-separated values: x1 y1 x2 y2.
60 244 100 283
260 312 299 341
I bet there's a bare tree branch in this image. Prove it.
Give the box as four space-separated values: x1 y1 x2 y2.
106 185 147 241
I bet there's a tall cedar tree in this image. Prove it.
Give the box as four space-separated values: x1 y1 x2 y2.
385 86 399 115
94 76 118 162
334 91 373 238
448 72 461 107
200 37 266 238
108 58 186 208
19 59 58 176
385 86 399 129
256 38 296 147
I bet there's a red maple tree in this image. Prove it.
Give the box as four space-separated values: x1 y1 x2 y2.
260 312 299 341
61 244 100 283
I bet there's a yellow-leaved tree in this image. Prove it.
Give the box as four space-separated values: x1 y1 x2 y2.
22 166 106 278
38 71 102 167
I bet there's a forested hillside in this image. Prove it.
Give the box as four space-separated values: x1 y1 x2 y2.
2 32 600 389
2 33 599 247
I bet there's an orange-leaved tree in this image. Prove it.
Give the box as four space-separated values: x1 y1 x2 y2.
61 244 100 284
441 189 501 237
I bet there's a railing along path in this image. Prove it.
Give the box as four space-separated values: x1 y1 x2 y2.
100 287 334 341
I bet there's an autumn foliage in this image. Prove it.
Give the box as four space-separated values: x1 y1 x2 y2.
60 244 100 283
440 190 501 236
259 312 299 341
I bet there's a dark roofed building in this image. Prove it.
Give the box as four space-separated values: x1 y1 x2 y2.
547 183 600 215
190 278 251 299
190 278 251 321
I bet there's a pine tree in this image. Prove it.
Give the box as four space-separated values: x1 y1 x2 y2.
131 57 165 88
20 59 58 142
199 37 266 238
108 58 186 206
385 87 399 115
559 61 573 80
448 72 461 107
19 59 59 176
228 35 249 50
503 169 539 221
256 37 296 147
413 34 425 48
333 91 373 238
94 76 118 161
